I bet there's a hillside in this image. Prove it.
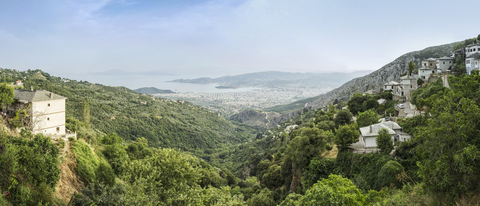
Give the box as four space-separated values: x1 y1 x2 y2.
0 69 256 150
231 42 460 128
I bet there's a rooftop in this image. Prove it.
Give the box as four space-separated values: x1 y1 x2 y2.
425 58 437 61
360 122 401 137
383 81 400 86
437 56 454 60
400 75 417 80
14 90 67 103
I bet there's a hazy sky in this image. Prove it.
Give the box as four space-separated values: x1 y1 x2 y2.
0 0 478 82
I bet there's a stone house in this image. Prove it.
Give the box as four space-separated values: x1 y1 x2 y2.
436 56 454 72
382 81 400 91
6 89 67 136
359 122 410 148
419 58 437 81
393 75 418 102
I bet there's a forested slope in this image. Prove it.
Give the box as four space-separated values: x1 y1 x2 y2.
0 68 256 150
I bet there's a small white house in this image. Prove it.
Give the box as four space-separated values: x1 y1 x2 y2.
359 122 404 148
466 53 480 75
466 43 480 57
9 90 67 136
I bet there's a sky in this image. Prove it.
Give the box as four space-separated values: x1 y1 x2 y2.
0 0 478 86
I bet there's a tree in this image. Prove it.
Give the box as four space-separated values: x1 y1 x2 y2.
408 61 415 76
334 124 360 150
375 160 404 189
247 188 275 206
376 128 393 154
80 100 91 128
96 162 116 186
416 91 480 201
294 174 365 206
417 78 424 86
347 93 368 115
328 103 336 113
453 63 466 76
356 109 379 127
285 127 327 169
362 98 379 111
0 83 14 111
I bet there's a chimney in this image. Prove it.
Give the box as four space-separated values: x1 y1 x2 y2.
369 125 372 133
30 86 33 91
49 93 53 98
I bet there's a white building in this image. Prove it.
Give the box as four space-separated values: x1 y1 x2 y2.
466 53 480 75
10 90 67 136
436 56 454 72
359 122 409 148
419 58 437 81
466 43 480 57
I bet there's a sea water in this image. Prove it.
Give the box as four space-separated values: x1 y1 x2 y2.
76 74 257 93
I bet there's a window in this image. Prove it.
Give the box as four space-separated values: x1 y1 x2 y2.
56 127 60 133
450 61 452 63
432 71 434 73
443 62 445 64
430 63 432 66
48 103 50 107
47 117 50 121
467 60 471 64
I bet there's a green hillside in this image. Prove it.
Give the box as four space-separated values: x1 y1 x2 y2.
0 69 256 150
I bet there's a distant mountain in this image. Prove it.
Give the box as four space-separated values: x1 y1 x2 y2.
94 69 174 76
170 71 372 89
134 87 175 94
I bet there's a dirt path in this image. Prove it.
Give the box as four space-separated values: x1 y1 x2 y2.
54 140 84 205
442 74 450 88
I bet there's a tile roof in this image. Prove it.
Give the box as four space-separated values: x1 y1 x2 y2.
14 90 67 103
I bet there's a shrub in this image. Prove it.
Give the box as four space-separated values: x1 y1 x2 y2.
295 174 365 205
375 160 404 189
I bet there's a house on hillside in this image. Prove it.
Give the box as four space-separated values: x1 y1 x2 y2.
393 75 418 102
436 56 454 72
419 58 437 80
466 43 480 57
466 44 480 75
382 81 400 91
466 53 480 74
359 121 410 148
6 89 67 136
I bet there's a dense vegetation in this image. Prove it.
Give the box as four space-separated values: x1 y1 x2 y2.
3 49 480 204
0 69 256 150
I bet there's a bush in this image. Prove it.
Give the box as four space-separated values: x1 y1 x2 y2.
375 160 404 189
72 140 99 184
376 128 394 154
295 174 365 205
96 162 116 186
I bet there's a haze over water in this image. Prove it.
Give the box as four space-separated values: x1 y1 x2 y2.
77 74 257 93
